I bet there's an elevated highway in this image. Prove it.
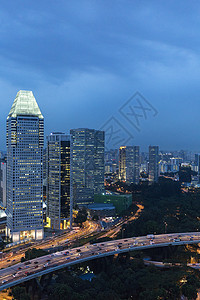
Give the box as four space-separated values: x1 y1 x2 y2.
0 231 200 291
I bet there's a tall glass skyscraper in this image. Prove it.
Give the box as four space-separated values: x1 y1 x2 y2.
70 128 104 205
6 91 44 242
119 146 140 184
133 146 140 184
148 146 159 183
47 133 71 230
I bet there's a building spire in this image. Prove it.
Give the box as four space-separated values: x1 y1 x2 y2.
7 90 43 119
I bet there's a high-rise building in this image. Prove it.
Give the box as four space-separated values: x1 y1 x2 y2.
70 128 104 205
6 90 44 242
119 146 126 181
119 146 140 184
148 146 159 183
47 133 70 230
133 146 140 184
195 154 200 183
0 159 6 208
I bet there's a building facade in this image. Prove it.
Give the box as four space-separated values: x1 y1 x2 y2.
0 159 6 208
47 133 71 230
148 146 159 183
6 90 44 242
70 128 104 205
119 146 140 184
133 146 140 184
119 146 126 181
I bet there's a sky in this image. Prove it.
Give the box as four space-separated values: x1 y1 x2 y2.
0 1 200 151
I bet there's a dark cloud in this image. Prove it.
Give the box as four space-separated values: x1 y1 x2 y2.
0 1 200 150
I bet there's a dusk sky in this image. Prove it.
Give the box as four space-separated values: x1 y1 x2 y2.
0 1 200 151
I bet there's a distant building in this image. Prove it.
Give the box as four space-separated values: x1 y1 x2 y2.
87 203 115 218
47 133 71 230
195 154 200 183
119 146 140 184
148 146 159 183
133 146 140 184
94 194 132 214
179 164 192 183
170 157 182 172
70 128 104 205
6 90 44 242
119 146 126 181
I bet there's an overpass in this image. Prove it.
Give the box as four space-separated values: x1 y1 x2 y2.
0 231 200 291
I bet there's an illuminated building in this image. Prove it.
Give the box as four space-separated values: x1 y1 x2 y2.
6 90 44 242
148 146 159 182
133 146 140 184
70 128 104 205
47 133 70 230
119 146 126 181
170 157 182 172
0 159 6 208
119 146 140 184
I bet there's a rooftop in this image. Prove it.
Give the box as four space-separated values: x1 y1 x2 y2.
7 90 43 119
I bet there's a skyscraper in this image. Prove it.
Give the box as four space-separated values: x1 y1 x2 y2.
47 133 70 230
148 146 159 183
119 146 126 181
70 128 104 205
133 146 140 184
6 90 44 242
119 146 140 184
0 159 6 208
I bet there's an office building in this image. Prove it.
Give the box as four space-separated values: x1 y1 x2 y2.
70 128 104 205
119 146 126 181
148 146 159 183
47 133 70 230
119 146 140 184
133 146 140 184
6 90 44 242
0 159 6 208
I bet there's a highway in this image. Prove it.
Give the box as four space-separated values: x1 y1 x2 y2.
0 220 99 270
0 231 200 291
100 204 144 239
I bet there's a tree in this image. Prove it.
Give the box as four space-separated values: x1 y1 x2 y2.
12 287 30 300
21 248 47 261
74 208 88 227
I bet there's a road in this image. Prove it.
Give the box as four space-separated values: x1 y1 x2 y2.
0 220 99 269
0 231 200 291
100 204 144 239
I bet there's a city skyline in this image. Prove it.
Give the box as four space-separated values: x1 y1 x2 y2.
1 2 200 150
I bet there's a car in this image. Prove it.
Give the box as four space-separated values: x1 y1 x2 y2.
25 266 29 269
13 274 16 277
17 267 22 270
24 261 31 265
46 259 51 262
76 249 81 252
12 259 15 262
34 261 38 264
7 260 10 262
2 280 7 284
34 265 38 269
